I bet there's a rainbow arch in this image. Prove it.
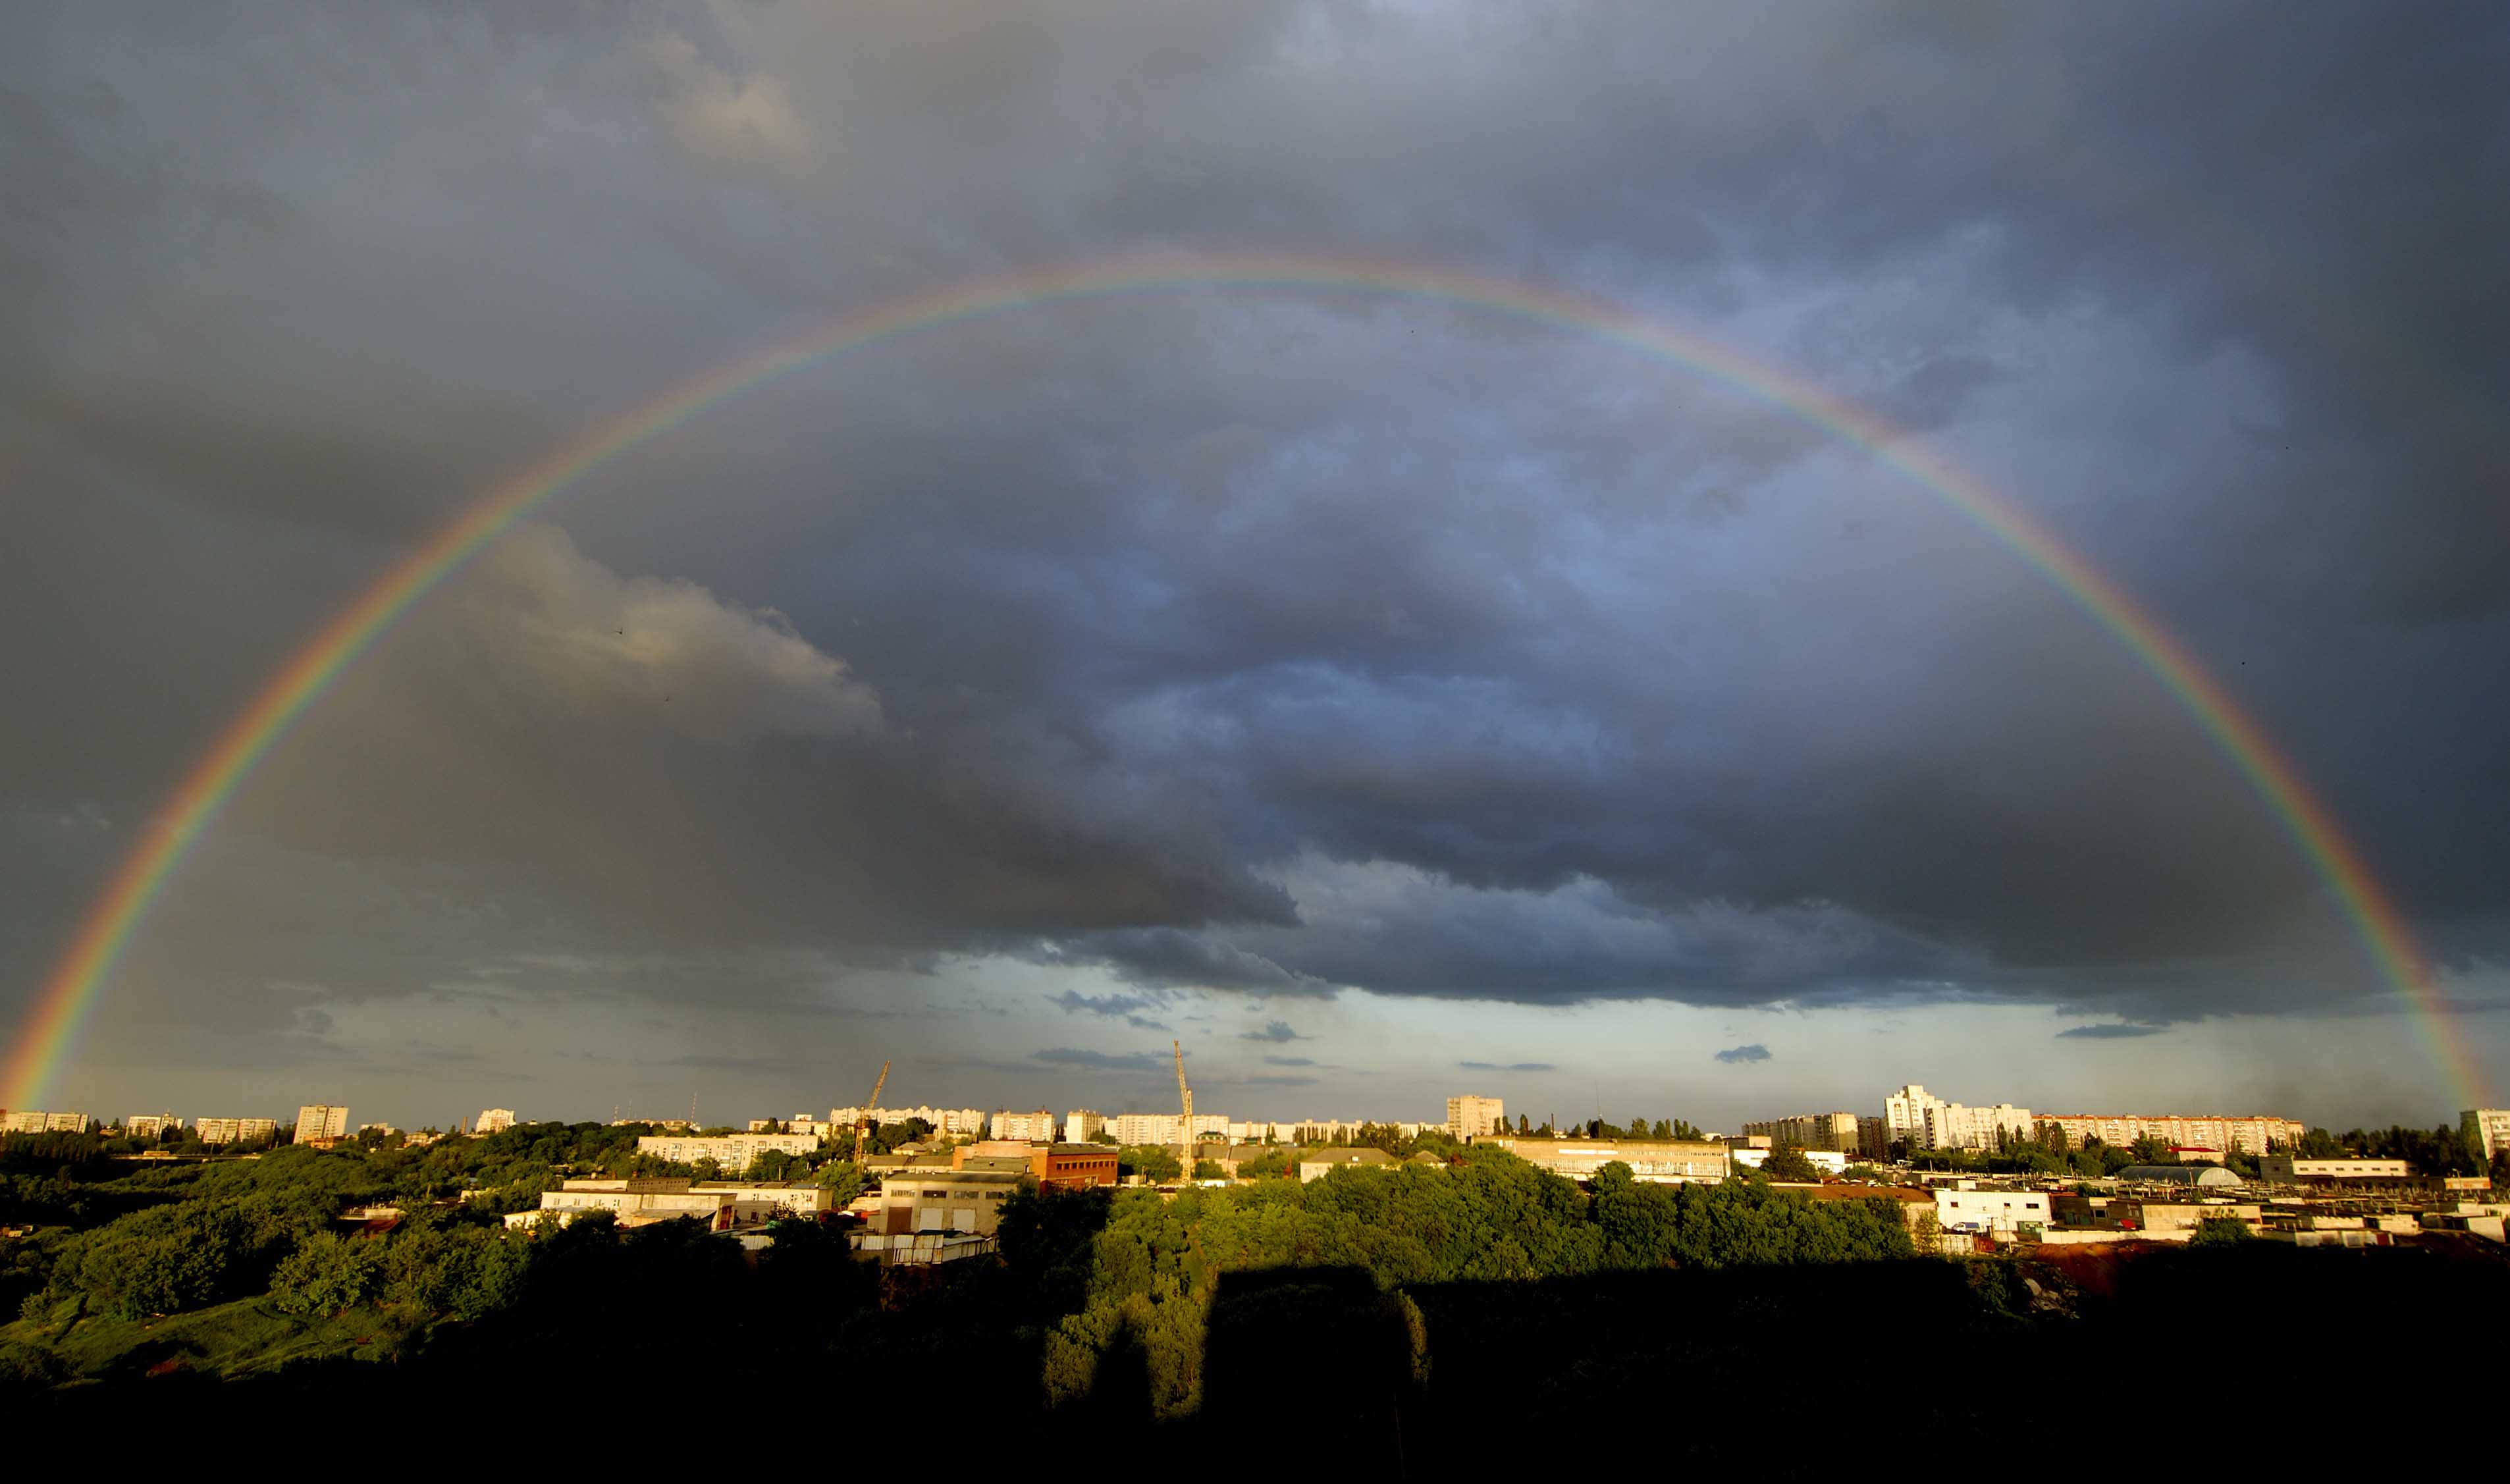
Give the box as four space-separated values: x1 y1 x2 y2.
6 248 2484 1112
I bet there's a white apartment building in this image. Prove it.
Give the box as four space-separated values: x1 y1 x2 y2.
194 1115 278 1145
749 1115 836 1136
991 1109 1059 1142
1065 1109 1108 1143
126 1113 180 1139
293 1103 350 1142
474 1108 516 1134
2034 1113 2305 1155
2 1111 47 1134
1935 1188 2051 1234
1882 1086 2032 1152
830 1105 990 1136
637 1132 820 1167
4 1110 91 1134
1447 1095 1507 1140
2464 1109 2510 1164
1108 1112 1232 1145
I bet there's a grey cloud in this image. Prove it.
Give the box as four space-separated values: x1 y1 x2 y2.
1263 1055 1315 1067
1050 990 1172 1031
1241 1020 1307 1043
2054 1024 2169 1041
1461 1061 1555 1074
1031 1048 1165 1073
1713 1044 1772 1065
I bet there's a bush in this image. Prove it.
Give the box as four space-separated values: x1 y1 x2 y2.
270 1232 386 1315
2188 1216 2251 1247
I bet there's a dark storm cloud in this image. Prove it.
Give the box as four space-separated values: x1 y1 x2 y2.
5 1 2507 1117
1714 1045 1773 1065
1461 1062 1556 1074
1241 1021 1307 1044
2055 1024 2170 1042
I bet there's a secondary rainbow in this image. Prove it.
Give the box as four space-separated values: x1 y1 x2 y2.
8 248 2484 1113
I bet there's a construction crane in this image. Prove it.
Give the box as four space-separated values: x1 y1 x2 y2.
853 1059 890 1160
1174 1039 1192 1148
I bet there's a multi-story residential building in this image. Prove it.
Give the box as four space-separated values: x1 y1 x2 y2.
293 1103 350 1143
194 1115 279 1145
474 1108 516 1134
1107 1112 1233 1145
1065 1109 1108 1143
636 1133 820 1168
991 1108 1059 1142
830 1106 990 1136
1476 1136 1732 1184
1882 1085 1946 1148
126 1113 180 1140
1881 1086 2031 1152
1928 1102 2033 1151
1447 1095 1507 1140
2463 1108 2510 1164
1740 1111 1863 1152
5 1110 92 1134
1856 1116 1888 1159
5 1110 93 1134
2033 1113 2305 1155
357 1123 397 1138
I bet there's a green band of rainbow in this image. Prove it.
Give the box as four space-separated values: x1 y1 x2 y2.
8 248 2483 1111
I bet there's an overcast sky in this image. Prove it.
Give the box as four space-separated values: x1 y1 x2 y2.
7 1 2506 1132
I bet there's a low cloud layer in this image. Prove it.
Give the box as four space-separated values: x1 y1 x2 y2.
1714 1045 1773 1066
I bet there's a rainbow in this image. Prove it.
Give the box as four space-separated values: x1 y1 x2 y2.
7 248 2484 1112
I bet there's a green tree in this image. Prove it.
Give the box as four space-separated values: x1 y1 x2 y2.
269 1231 386 1315
1119 1146 1183 1184
1761 1144 1822 1182
813 1160 867 1206
2187 1216 2251 1247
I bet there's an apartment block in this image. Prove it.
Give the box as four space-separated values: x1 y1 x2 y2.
636 1132 821 1167
1740 1111 1862 1152
2463 1109 2510 1164
293 1103 350 1143
1064 1109 1108 1143
474 1108 516 1134
1881 1086 2031 1152
830 1105 990 1136
2033 1113 2305 1155
1447 1094 1507 1140
194 1116 278 1145
990 1108 1059 1142
126 1113 180 1139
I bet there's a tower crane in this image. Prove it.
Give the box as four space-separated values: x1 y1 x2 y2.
1175 1039 1193 1148
853 1059 890 1160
